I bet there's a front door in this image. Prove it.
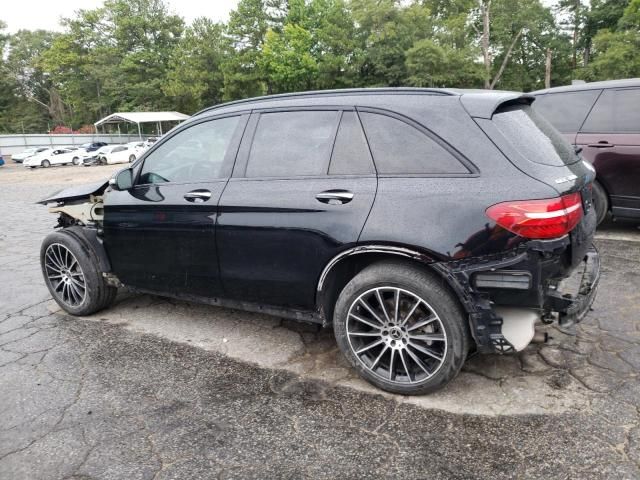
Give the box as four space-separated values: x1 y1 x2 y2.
103 114 248 296
216 109 377 308
577 87 640 218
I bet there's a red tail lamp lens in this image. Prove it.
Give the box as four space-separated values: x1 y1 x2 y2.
486 192 583 239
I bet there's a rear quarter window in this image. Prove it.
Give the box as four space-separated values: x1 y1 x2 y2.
492 104 580 167
533 90 600 133
359 112 468 175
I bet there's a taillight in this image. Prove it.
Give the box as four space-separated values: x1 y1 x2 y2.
486 192 583 239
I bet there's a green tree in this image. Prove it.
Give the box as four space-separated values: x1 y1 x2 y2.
583 0 640 80
221 0 281 100
42 0 183 128
163 18 225 112
259 24 317 92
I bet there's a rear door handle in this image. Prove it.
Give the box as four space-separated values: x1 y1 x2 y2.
184 189 212 203
587 141 614 148
315 190 354 205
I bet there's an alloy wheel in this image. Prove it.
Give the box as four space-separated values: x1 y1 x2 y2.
346 287 448 384
44 243 86 307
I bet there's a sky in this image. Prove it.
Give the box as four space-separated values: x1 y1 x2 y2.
1 0 241 33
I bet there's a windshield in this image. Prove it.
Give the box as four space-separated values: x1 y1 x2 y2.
492 104 580 166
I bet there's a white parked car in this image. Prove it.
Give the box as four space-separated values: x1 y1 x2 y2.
11 147 49 163
23 148 84 168
97 144 140 165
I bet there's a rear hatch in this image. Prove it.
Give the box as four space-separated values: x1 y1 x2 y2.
470 97 597 266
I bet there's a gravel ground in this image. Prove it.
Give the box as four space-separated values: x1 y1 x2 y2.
1 161 639 479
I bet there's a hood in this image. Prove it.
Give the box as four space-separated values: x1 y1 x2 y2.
37 180 109 205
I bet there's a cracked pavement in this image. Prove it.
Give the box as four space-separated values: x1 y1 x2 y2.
1 162 639 479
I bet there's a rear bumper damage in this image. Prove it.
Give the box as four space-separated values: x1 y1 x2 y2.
434 238 600 354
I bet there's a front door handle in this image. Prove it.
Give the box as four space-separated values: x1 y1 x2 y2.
184 189 212 203
315 190 354 205
587 141 614 148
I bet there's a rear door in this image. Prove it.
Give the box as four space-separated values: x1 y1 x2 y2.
577 87 640 218
103 114 248 296
216 109 377 308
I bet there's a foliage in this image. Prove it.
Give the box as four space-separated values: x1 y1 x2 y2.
163 18 226 112
581 0 640 79
0 0 638 133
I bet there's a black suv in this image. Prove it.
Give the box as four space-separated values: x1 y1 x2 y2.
39 88 600 395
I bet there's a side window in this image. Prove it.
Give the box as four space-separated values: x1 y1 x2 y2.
139 116 240 185
533 90 600 133
112 146 126 153
245 111 339 177
329 112 374 175
581 88 640 133
359 112 468 175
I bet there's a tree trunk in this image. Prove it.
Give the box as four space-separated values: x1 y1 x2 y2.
482 0 491 89
545 48 552 89
489 28 523 90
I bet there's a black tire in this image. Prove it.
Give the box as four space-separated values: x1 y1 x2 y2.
72 157 80 165
129 154 136 163
40 230 117 316
333 260 470 395
592 181 609 226
42 159 51 168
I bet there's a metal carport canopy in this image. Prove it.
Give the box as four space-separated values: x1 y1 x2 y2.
94 111 190 137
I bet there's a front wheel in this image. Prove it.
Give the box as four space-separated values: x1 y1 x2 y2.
128 154 136 163
40 230 117 316
72 157 80 165
41 160 51 168
333 261 470 395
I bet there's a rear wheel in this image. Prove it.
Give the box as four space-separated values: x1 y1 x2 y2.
333 261 470 395
129 154 136 163
592 181 609 226
40 230 117 316
41 159 51 168
72 157 80 165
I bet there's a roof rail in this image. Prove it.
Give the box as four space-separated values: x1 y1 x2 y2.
194 87 457 117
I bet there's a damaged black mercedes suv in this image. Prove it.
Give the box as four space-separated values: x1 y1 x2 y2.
38 88 600 395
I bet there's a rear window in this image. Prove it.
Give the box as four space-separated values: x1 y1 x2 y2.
492 104 580 166
581 88 640 133
533 90 600 133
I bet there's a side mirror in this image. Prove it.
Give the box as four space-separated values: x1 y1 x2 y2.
109 168 133 191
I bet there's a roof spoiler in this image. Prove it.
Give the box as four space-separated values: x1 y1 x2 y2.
459 92 535 119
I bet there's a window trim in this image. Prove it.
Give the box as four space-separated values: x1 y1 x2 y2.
355 106 478 178
233 107 343 180
133 112 250 187
327 110 377 176
579 87 640 134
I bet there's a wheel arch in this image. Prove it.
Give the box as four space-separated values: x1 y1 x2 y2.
62 226 112 273
315 244 468 326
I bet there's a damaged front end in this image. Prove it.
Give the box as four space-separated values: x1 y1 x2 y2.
37 180 109 228
37 180 117 284
434 234 600 354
